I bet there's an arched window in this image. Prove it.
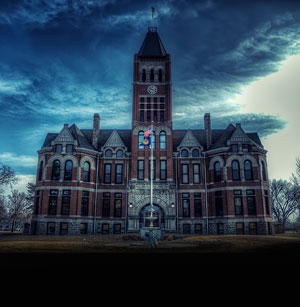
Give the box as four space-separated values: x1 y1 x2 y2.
214 161 221 182
232 160 240 181
158 69 163 82
192 149 200 157
105 149 112 157
64 160 73 181
51 160 60 181
181 149 189 157
83 161 90 182
160 131 166 149
138 131 144 150
142 69 146 82
150 131 156 149
116 149 124 158
38 161 43 181
261 161 267 181
244 160 253 180
150 69 154 82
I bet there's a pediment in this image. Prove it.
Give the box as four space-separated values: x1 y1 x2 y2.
53 124 75 143
178 129 201 149
229 124 250 143
102 129 127 150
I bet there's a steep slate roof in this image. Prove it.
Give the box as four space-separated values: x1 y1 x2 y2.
138 27 167 57
42 127 262 152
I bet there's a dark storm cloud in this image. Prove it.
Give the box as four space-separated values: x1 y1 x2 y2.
0 0 299 166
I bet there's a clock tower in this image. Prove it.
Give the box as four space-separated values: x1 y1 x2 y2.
128 26 176 233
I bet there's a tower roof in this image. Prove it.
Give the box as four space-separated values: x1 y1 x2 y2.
138 27 167 57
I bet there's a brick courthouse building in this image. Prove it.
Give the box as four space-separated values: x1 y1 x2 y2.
31 27 273 236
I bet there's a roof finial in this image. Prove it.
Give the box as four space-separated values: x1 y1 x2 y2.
152 7 155 27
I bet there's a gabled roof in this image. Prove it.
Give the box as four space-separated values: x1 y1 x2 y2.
138 27 167 57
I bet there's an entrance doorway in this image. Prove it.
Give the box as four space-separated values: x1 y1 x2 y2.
139 204 165 229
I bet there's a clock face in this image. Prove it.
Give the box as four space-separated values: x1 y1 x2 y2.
147 85 157 95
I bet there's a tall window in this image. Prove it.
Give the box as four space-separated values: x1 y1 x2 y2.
51 160 60 181
234 190 243 215
261 161 267 181
150 131 155 149
181 149 188 157
81 191 89 216
115 164 123 184
114 199 122 217
138 160 144 180
149 159 156 180
160 160 167 180
154 107 158 122
182 164 189 184
61 190 71 215
48 190 58 215
247 190 256 215
214 161 221 182
102 193 110 217
34 191 40 215
38 161 43 181
138 131 144 150
244 160 253 180
160 131 166 149
83 161 90 182
193 164 200 184
215 191 223 216
64 160 73 181
194 193 202 217
182 193 190 217
147 109 151 122
264 190 270 215
140 110 144 122
160 109 165 122
232 160 240 181
104 164 111 183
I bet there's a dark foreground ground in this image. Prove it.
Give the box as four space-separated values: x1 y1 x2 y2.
1 232 300 269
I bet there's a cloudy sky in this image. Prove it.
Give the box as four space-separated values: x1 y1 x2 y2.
0 0 300 193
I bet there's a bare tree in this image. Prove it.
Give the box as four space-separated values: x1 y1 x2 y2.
7 190 32 232
0 163 17 187
270 179 300 231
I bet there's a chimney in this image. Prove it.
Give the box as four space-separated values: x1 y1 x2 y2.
204 113 212 150
92 113 100 149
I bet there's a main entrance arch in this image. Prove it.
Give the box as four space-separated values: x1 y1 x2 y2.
139 204 165 229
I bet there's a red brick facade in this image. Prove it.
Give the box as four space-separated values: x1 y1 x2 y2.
31 27 273 236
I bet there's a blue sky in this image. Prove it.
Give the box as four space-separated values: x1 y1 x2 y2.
0 0 300 192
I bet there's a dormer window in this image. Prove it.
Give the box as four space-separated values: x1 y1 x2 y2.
116 149 124 158
56 144 62 153
192 149 200 157
105 149 112 157
231 144 238 153
242 144 249 152
66 144 73 153
181 149 189 157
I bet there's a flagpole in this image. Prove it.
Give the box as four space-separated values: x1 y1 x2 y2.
150 121 154 226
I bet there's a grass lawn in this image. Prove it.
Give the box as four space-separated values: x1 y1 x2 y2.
1 232 300 268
